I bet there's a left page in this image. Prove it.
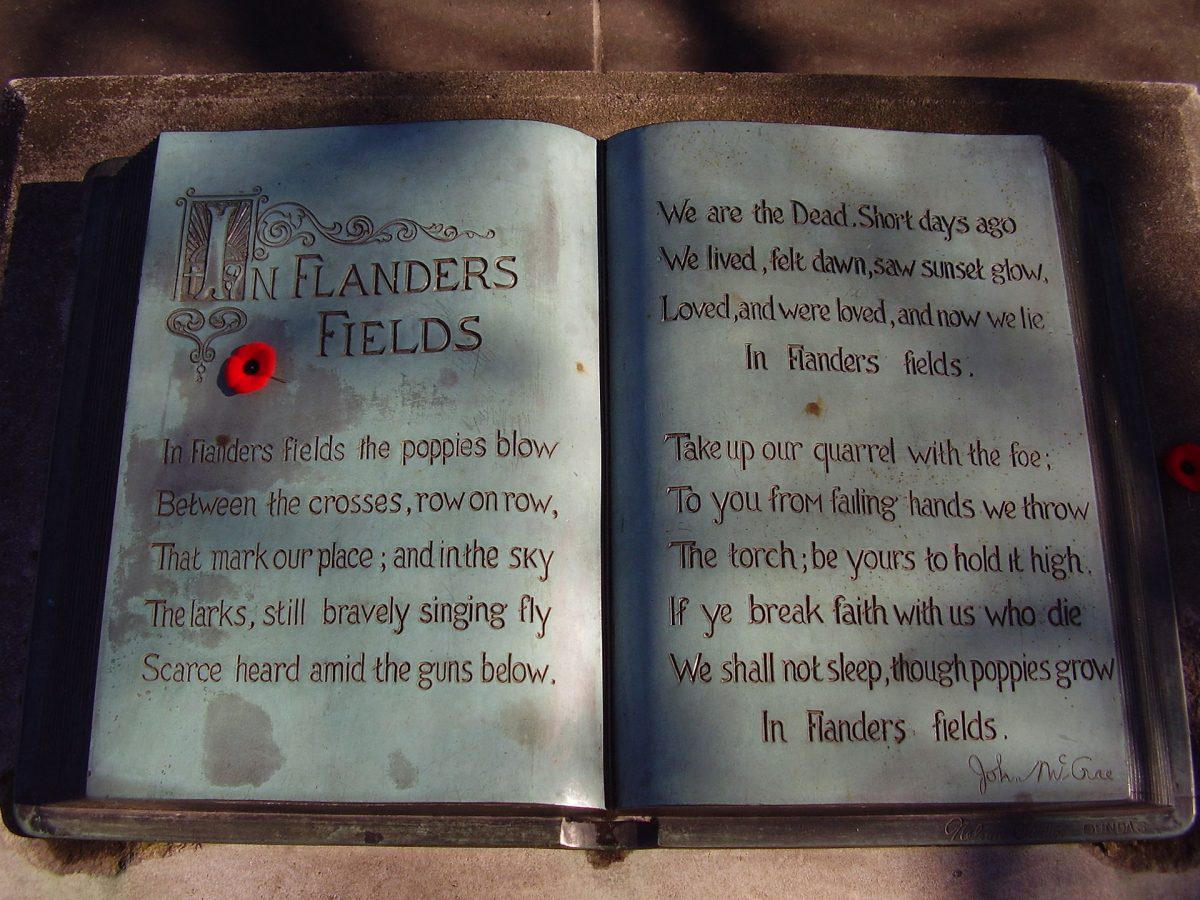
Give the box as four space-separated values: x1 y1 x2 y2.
87 122 605 807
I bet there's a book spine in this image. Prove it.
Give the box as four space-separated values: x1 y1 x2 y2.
15 145 157 805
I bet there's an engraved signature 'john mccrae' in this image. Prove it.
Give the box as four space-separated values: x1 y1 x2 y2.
968 753 1114 796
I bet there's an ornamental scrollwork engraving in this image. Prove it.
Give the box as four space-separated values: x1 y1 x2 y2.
165 306 248 382
253 201 495 258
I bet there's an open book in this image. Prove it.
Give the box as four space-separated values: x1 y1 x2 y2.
14 120 1193 846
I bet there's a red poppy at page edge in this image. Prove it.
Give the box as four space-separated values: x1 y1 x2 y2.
1164 443 1200 492
224 342 277 394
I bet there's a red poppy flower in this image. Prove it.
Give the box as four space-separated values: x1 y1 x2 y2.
225 342 277 394
1164 443 1200 492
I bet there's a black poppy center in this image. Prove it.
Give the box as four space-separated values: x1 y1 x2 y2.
1182 460 1196 476
244 359 261 375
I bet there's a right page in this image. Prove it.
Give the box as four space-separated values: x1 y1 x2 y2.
606 122 1131 807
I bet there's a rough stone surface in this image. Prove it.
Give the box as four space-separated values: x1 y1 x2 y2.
599 0 1200 81
2 71 1200 895
3 1 1200 88
0 1 597 87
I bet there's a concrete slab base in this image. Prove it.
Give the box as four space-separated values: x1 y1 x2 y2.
2 72 1199 895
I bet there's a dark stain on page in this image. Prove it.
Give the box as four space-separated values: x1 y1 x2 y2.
388 748 418 790
500 698 553 750
108 333 369 649
203 693 284 786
